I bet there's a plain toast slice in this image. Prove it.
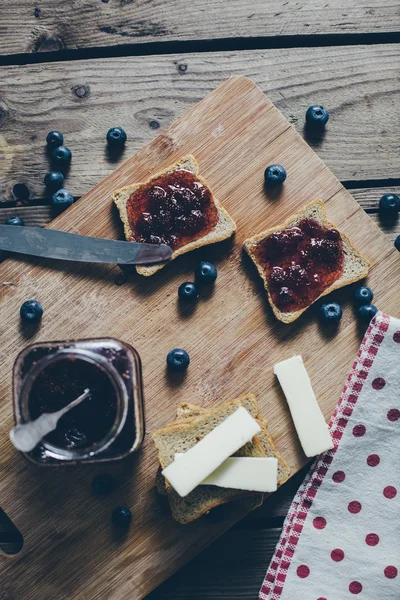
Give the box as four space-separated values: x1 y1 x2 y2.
244 199 370 323
152 396 265 523
112 155 236 276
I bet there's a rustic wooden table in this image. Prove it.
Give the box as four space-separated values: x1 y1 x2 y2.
1 2 399 598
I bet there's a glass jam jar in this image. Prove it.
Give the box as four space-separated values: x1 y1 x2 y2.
12 338 145 465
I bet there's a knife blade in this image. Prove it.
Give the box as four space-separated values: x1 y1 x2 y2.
0 225 172 265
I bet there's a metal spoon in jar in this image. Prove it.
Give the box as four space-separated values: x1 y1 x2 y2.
10 388 91 453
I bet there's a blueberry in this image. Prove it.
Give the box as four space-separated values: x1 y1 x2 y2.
51 189 74 211
357 304 378 323
52 145 72 168
320 301 342 323
178 281 199 303
107 127 127 147
305 105 329 127
395 235 400 251
112 506 132 529
46 130 64 148
92 474 114 495
195 261 218 284
264 164 287 186
20 299 43 322
167 348 190 371
354 286 373 306
379 193 400 218
5 215 24 226
44 171 64 191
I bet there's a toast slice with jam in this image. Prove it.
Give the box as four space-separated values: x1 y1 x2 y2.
112 155 236 276
244 200 370 323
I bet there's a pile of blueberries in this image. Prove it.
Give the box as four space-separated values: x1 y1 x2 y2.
320 286 377 325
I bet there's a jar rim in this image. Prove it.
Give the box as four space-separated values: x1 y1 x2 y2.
19 348 128 461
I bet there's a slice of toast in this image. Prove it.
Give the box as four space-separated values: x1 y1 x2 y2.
154 394 290 522
112 155 236 276
174 398 290 486
244 199 370 323
152 396 266 524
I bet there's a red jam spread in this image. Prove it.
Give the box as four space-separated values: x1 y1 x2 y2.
28 358 117 450
253 217 344 313
126 168 219 250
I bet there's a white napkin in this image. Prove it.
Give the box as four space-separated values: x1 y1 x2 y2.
259 312 400 600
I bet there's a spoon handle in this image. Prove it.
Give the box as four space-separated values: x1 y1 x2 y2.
10 389 91 453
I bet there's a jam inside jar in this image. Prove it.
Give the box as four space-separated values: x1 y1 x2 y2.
253 217 344 313
126 168 219 250
13 339 145 465
28 357 118 450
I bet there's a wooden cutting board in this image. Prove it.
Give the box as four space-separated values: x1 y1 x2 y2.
0 76 399 600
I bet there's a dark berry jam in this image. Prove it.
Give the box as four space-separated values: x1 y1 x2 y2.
252 217 344 312
28 358 117 450
125 168 219 250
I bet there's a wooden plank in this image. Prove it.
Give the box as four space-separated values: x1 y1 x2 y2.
1 45 399 204
147 528 282 600
1 76 400 600
1 188 399 237
0 0 399 56
0 205 53 227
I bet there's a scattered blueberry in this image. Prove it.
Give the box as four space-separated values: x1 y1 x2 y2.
5 215 24 226
112 506 132 529
178 281 199 303
46 130 64 148
51 189 74 211
52 145 72 168
357 304 378 323
195 261 218 284
167 348 190 371
92 474 114 495
264 164 287 186
44 171 64 191
107 127 127 147
305 105 329 127
20 300 43 323
378 193 400 218
354 286 373 306
395 235 400 251
320 301 342 323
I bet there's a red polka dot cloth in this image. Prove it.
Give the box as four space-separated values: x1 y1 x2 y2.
259 313 400 600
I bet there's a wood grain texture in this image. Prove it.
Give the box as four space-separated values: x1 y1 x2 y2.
1 188 399 236
1 44 399 204
1 77 399 600
0 0 399 56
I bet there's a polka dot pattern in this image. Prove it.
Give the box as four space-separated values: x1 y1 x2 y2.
348 501 362 514
259 316 400 600
296 565 310 578
330 548 344 562
384 566 398 579
313 517 326 530
332 470 345 483
383 486 397 499
387 408 400 421
352 424 366 437
349 581 362 594
365 533 379 546
366 453 380 467
372 377 386 390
